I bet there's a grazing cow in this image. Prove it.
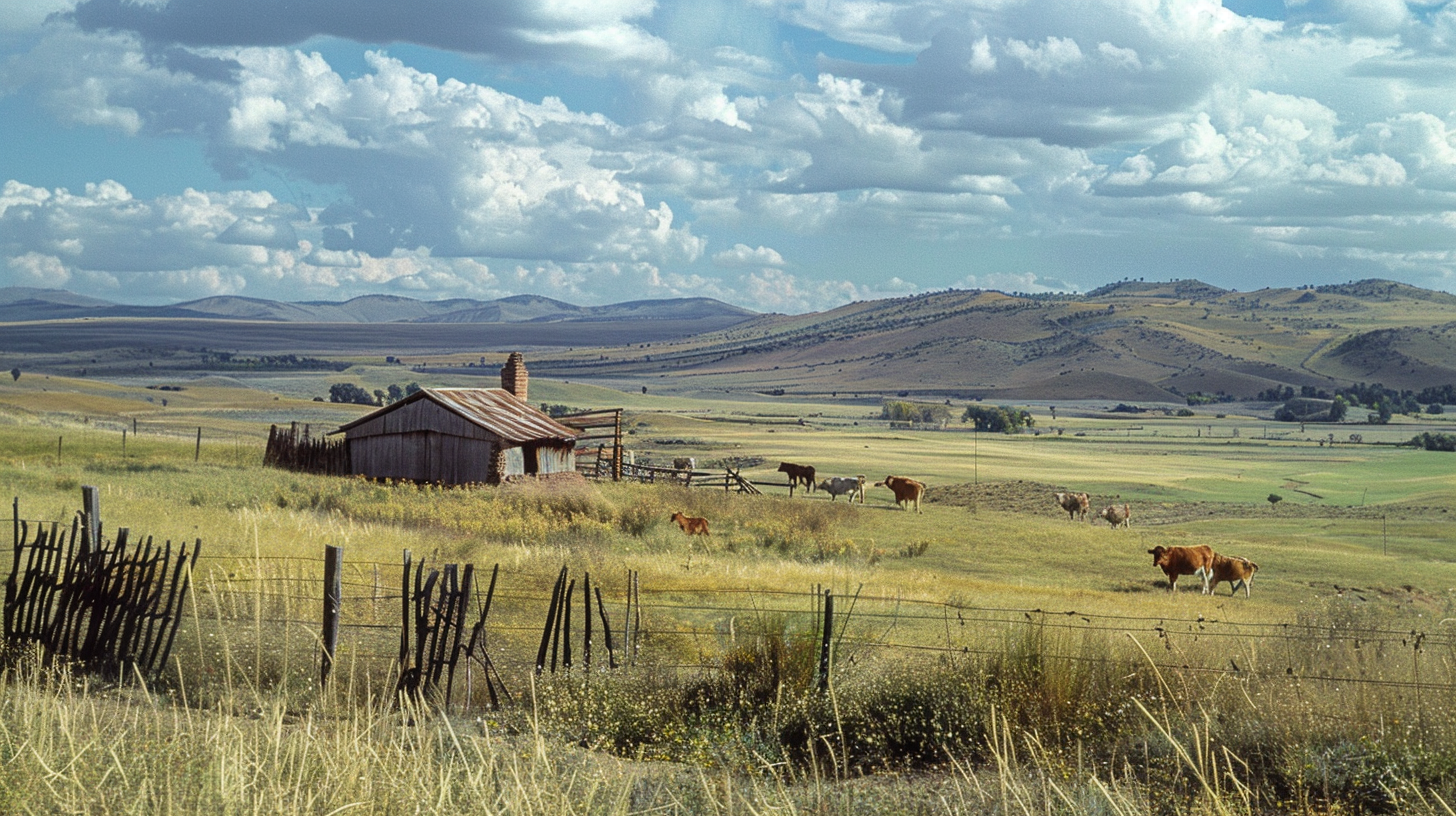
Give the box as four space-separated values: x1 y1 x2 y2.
1147 545 1213 593
818 475 865 503
1054 491 1091 521
778 462 816 495
669 512 710 536
1099 503 1131 528
1204 554 1259 597
673 457 696 471
875 475 925 513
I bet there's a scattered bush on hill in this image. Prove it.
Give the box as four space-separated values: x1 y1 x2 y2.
882 400 952 425
1407 432 1456 452
962 404 1034 432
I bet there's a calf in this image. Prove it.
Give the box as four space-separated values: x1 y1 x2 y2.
778 462 816 496
1148 545 1213 592
875 475 925 513
1204 554 1259 597
1099 503 1131 528
672 457 696 471
818 475 865 503
1054 491 1091 521
669 512 710 536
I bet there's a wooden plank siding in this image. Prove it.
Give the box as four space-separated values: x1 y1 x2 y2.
348 431 496 484
341 393 576 485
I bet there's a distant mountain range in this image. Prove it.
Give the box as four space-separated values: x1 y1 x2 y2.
514 278 1456 401
5 279 1455 402
0 288 758 325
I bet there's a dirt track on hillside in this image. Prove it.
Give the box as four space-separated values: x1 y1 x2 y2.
924 480 1448 524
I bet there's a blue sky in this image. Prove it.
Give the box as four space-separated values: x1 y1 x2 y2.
4 0 1456 312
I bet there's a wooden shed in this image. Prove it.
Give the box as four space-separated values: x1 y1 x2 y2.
334 386 578 485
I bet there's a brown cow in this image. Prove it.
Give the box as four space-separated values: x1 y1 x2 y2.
778 462 816 495
1204 554 1259 597
875 475 925 513
1099 503 1131 528
670 512 710 536
1148 545 1213 592
1054 491 1090 521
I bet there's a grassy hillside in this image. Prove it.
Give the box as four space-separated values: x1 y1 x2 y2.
6 376 1456 813
511 278 1456 401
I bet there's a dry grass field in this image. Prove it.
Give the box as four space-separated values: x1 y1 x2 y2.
3 373 1456 814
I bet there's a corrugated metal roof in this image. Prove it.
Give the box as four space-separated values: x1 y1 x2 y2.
336 388 578 445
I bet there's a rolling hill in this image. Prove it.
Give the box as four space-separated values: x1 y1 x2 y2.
3 279 1455 402
512 279 1456 401
0 289 757 325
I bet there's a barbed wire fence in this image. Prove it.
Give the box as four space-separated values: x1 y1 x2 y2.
147 550 1456 707
11 497 1456 718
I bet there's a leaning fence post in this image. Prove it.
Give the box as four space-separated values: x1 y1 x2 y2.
817 589 833 693
321 545 342 687
537 567 566 675
582 571 592 672
399 550 412 670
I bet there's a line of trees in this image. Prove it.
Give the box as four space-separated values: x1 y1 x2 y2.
204 352 350 372
879 399 1036 433
880 400 953 425
1263 381 1455 424
1407 432 1456 452
327 382 422 406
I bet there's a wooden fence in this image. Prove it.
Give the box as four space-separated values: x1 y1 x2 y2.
3 496 198 681
265 422 350 476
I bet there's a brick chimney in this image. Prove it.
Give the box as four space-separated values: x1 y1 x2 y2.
500 351 528 402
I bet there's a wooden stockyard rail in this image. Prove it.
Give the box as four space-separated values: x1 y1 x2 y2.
618 462 762 494
558 408 624 480
3 494 198 681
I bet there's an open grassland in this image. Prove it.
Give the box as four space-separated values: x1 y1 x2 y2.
4 382 1456 814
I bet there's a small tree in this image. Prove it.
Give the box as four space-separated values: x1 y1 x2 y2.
9 367 18 382
1329 395 1348 421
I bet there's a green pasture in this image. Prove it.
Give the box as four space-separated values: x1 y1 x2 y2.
1 372 1453 631
8 376 1456 814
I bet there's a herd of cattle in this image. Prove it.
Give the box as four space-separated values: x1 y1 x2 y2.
668 463 1260 597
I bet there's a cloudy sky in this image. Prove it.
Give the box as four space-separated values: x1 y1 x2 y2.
4 0 1456 313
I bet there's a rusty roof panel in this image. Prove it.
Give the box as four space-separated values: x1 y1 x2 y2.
336 388 577 445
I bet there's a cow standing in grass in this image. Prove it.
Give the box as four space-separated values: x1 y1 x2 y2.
778 462 816 496
876 475 925 513
1148 545 1213 592
1204 554 1259 597
1099 503 1131 528
819 475 865 503
1054 491 1090 521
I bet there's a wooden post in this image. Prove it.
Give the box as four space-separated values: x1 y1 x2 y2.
399 550 412 669
195 427 202 462
594 586 616 669
57 436 62 466
612 409 623 481
132 417 137 435
560 578 575 670
622 569 633 667
537 567 566 675
818 589 833 693
122 429 127 457
81 485 100 556
321 545 342 687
